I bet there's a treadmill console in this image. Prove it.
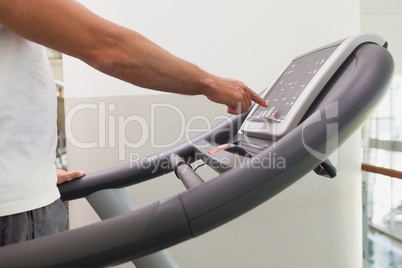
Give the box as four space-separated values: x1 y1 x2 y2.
194 33 388 173
242 46 337 139
241 33 387 140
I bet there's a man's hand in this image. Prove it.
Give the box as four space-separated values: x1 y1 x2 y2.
203 77 269 114
56 169 85 185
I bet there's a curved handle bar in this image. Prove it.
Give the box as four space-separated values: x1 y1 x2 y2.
58 112 249 201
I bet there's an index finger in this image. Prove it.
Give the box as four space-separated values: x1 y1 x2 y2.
249 89 268 107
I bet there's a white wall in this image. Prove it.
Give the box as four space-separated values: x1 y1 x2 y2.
361 0 402 75
64 1 361 267
65 0 360 99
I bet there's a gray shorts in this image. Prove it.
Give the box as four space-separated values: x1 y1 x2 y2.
0 198 68 246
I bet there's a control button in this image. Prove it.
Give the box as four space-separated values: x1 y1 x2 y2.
209 144 230 155
261 110 268 117
269 110 278 118
265 107 275 118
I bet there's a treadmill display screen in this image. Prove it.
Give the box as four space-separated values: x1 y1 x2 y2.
252 45 338 120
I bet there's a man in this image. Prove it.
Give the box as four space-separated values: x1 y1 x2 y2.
0 0 267 245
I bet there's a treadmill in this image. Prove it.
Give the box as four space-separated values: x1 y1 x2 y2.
0 33 394 267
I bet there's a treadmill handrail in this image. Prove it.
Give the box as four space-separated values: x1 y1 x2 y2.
58 112 249 201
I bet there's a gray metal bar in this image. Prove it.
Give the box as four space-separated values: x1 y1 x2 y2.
170 154 205 190
86 189 179 268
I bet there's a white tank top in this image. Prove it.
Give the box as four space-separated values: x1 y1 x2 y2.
0 25 60 216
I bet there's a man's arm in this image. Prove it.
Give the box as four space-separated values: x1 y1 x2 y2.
0 0 267 114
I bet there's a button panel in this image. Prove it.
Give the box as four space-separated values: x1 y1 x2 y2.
251 45 338 121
